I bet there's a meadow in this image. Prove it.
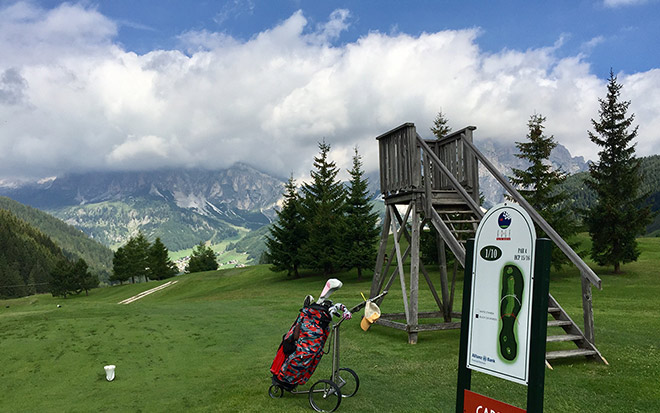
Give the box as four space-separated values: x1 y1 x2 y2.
1 237 659 412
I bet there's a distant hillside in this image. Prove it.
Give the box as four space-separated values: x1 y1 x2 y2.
226 225 271 263
0 209 68 298
0 164 285 252
560 155 660 234
0 197 114 280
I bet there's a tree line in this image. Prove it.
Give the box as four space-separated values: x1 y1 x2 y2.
504 70 652 273
266 70 653 278
265 143 380 279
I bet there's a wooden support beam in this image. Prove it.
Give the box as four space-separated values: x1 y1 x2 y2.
581 274 595 344
409 201 420 344
437 235 451 322
388 204 410 324
371 207 392 298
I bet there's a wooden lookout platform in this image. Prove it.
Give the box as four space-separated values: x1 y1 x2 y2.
369 123 607 366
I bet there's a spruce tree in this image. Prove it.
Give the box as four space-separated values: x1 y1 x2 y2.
265 176 305 277
49 259 74 298
430 110 452 139
344 147 380 280
186 242 218 273
111 246 130 285
148 237 178 280
299 141 346 275
586 70 652 273
125 233 151 283
72 258 98 296
509 113 578 270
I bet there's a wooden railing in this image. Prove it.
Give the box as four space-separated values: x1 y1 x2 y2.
377 122 602 343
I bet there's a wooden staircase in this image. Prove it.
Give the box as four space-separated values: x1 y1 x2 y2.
545 294 608 367
372 122 606 365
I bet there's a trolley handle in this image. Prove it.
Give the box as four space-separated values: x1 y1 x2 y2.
348 290 388 314
333 290 389 328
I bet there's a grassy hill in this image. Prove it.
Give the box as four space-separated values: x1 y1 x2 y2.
0 196 114 281
1 236 659 411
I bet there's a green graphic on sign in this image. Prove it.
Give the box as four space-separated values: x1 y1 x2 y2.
498 263 523 362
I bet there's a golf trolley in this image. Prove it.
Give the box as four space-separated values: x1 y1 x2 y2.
269 290 387 413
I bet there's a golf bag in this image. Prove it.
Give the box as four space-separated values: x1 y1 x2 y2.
270 303 332 389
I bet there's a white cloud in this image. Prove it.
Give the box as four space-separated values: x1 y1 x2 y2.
1 2 659 182
603 0 648 8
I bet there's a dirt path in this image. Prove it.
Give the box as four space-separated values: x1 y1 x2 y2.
118 280 178 304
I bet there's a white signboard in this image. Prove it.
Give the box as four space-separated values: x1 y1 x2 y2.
466 203 536 385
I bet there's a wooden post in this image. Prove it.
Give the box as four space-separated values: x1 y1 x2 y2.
455 239 475 413
581 273 595 344
437 235 451 322
371 208 392 297
409 200 420 344
389 205 410 324
527 238 551 412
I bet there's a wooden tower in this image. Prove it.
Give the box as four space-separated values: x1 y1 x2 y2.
369 123 607 366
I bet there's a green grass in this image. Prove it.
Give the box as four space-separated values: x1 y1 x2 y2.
1 237 659 412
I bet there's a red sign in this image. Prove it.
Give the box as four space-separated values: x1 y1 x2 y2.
464 390 526 413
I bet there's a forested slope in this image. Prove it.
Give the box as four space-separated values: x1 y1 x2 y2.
0 197 113 278
0 209 68 297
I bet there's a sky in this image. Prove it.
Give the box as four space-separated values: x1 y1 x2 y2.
1 0 660 182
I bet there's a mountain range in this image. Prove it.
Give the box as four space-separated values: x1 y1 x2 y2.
3 140 652 267
0 164 284 252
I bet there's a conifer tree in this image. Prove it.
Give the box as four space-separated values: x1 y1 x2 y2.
586 70 652 273
299 141 346 275
72 258 98 296
344 147 380 280
49 259 74 298
186 242 218 273
148 237 178 280
111 246 130 285
125 232 151 283
509 113 578 269
265 176 305 277
430 110 452 139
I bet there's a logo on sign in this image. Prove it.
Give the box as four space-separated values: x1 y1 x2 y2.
498 212 512 229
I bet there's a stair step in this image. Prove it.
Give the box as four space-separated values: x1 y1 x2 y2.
547 307 561 313
547 320 572 327
546 349 598 360
443 219 480 224
547 334 583 343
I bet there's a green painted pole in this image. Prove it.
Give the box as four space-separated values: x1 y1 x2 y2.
526 238 551 412
456 239 475 413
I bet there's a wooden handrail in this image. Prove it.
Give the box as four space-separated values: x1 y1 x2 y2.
460 137 602 290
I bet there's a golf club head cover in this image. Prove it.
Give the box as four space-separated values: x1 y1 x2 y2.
329 303 351 320
316 278 343 304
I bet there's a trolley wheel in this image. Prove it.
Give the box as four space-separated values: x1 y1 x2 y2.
309 379 342 412
337 367 360 398
268 384 284 398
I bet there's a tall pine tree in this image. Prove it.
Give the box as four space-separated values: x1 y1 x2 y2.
586 70 652 273
344 147 380 280
509 114 578 270
299 141 346 275
148 237 178 280
265 176 305 277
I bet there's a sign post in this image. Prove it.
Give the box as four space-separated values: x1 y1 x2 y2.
456 203 551 412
